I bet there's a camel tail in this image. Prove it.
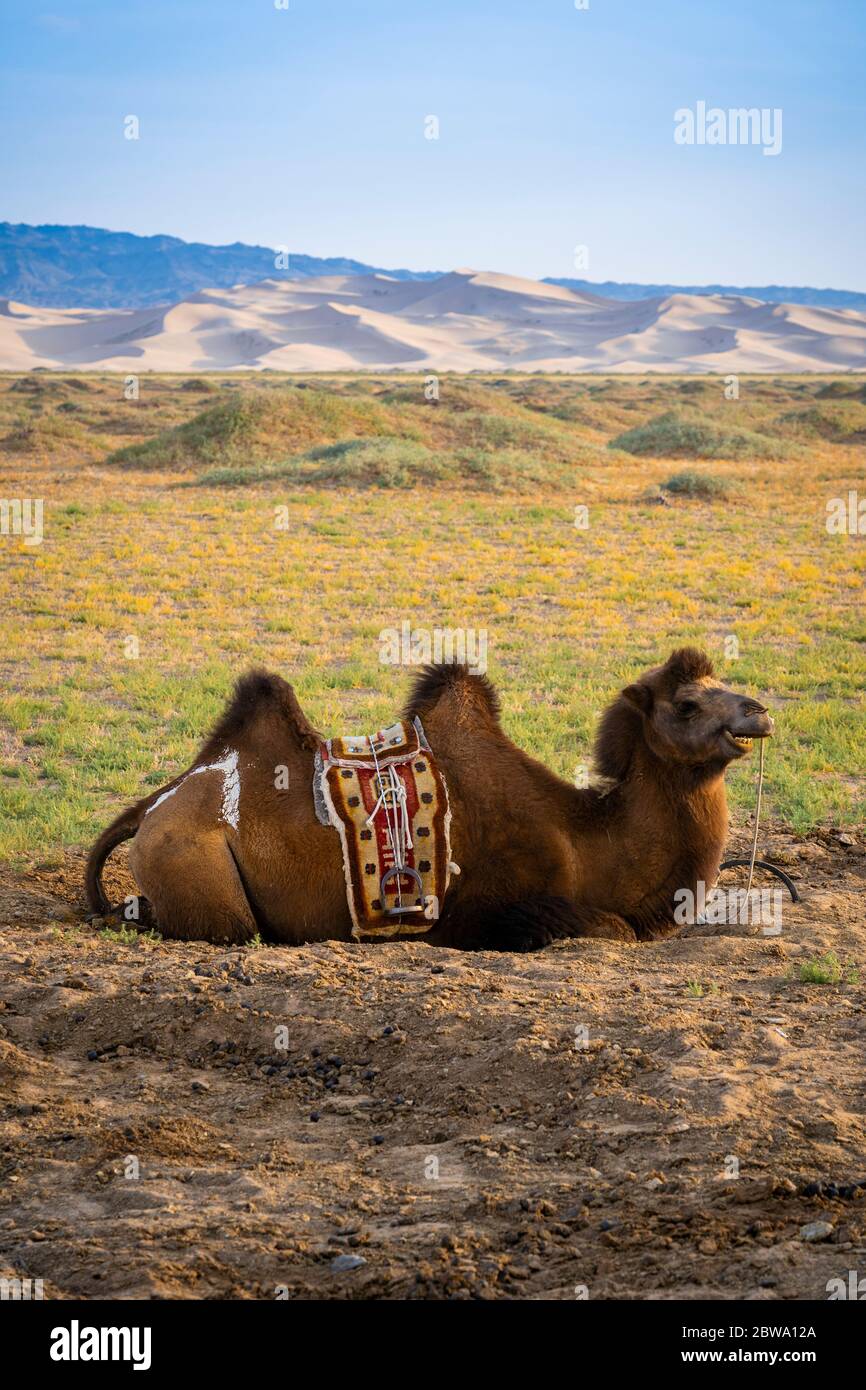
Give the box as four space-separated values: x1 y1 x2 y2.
85 778 180 918
84 805 143 916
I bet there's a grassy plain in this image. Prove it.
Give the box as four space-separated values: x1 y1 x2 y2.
1 371 864 863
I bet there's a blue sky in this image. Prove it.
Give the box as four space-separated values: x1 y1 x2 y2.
2 0 864 286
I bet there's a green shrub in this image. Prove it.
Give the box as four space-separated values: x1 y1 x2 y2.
610 410 788 460
105 389 397 469
794 951 858 985
661 470 731 499
775 403 866 443
198 438 552 491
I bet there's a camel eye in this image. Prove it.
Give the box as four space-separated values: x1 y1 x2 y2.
677 699 699 718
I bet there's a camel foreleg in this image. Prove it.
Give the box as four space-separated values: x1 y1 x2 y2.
432 896 637 952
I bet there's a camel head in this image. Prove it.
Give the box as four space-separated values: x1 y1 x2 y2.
596 647 774 779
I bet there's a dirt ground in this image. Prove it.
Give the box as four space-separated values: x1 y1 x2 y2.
0 824 864 1302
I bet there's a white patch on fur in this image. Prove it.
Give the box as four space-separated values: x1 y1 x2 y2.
147 784 179 815
144 748 240 830
215 749 241 829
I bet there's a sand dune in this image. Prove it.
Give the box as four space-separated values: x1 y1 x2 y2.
1 269 865 372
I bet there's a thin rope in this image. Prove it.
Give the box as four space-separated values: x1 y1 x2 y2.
745 738 766 897
367 735 412 910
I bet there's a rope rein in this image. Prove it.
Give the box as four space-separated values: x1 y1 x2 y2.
718 737 798 904
745 737 765 898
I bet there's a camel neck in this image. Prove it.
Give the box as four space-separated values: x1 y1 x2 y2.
614 742 730 883
624 740 728 824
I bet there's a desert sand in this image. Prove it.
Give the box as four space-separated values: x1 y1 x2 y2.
1 825 863 1300
2 270 865 373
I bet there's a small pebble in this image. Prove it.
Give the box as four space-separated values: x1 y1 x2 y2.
330 1254 366 1273
800 1220 834 1242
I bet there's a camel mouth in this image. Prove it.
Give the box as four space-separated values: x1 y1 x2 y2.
724 730 754 757
722 719 774 756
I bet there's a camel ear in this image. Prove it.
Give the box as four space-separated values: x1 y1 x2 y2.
622 682 653 714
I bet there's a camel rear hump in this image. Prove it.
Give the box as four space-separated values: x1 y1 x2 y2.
198 669 323 760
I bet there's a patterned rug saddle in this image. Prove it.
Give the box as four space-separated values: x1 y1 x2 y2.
313 717 456 941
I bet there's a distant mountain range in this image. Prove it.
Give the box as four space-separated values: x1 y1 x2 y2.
1 223 863 312
0 223 440 309
546 278 866 312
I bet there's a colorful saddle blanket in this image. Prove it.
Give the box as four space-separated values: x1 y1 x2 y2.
314 717 454 941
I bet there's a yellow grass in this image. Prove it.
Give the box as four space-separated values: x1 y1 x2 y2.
1 372 864 863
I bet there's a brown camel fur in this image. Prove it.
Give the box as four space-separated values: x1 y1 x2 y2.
85 648 774 951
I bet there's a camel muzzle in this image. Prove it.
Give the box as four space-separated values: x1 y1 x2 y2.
723 702 774 753
731 709 774 737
